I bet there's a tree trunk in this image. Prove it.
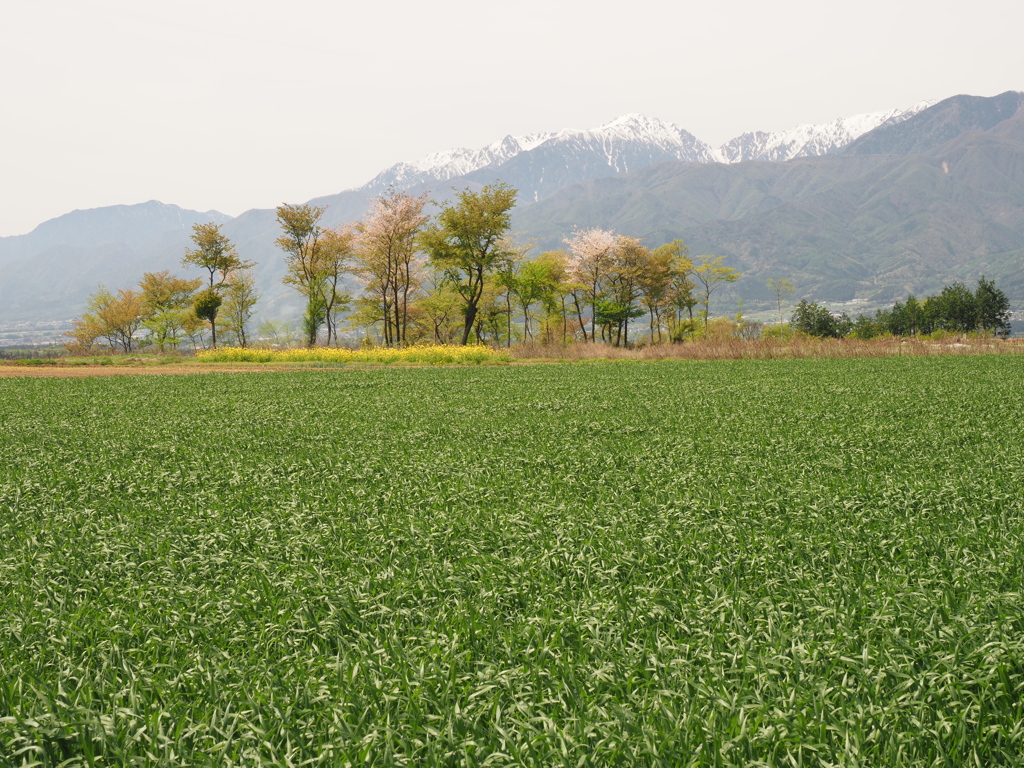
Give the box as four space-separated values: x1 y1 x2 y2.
573 294 588 342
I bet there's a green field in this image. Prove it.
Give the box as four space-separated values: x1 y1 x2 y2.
2 358 1024 766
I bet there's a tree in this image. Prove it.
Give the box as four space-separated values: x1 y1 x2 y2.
66 286 145 353
564 227 617 342
520 252 569 342
665 247 698 341
975 276 1012 338
925 282 977 334
603 235 650 346
316 226 355 345
139 270 202 351
192 288 223 346
639 241 685 343
765 278 796 325
532 250 573 344
277 203 328 347
354 190 429 346
182 222 250 347
791 300 850 338
412 268 464 345
886 295 925 336
693 255 741 330
220 269 260 348
420 182 518 345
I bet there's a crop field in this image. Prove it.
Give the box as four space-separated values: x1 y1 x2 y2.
2 357 1024 766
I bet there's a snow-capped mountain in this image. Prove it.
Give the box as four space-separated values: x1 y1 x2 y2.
361 131 557 192
542 113 720 170
717 101 935 163
358 104 936 200
360 114 717 199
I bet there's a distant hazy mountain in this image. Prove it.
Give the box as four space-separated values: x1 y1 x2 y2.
0 202 232 323
0 200 230 266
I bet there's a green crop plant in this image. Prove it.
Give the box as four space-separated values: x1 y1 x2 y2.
1 357 1023 766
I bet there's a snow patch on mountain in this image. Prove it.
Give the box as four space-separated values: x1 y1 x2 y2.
545 114 719 167
362 131 558 191
716 101 935 163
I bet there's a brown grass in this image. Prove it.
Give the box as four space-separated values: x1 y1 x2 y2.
511 336 1024 362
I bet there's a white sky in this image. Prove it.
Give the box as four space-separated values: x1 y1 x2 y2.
1 0 1022 236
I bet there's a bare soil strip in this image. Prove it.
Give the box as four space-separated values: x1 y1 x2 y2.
0 363 298 378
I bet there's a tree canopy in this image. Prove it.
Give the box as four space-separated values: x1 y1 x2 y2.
420 183 518 345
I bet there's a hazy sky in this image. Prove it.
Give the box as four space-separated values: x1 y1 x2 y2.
2 0 1021 236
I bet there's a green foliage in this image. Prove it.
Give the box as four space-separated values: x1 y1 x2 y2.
182 222 250 289
791 299 851 338
862 278 1012 339
65 286 145 353
276 203 330 347
192 287 222 324
693 254 741 329
593 299 644 333
3 358 1024 764
301 288 327 348
139 270 203 351
974 276 1012 337
219 270 260 349
848 313 887 340
420 182 518 345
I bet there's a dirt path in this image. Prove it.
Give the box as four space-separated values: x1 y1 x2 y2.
0 363 300 378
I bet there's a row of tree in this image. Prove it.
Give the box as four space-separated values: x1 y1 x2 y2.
70 183 748 351
69 184 1015 352
275 183 744 348
67 224 258 352
791 278 1013 339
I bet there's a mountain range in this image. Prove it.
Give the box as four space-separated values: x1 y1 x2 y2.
1 91 1023 335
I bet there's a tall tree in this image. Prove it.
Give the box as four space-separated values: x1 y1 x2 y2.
316 226 355 346
139 270 202 351
354 190 429 346
277 203 327 347
974 276 1012 338
693 255 741 330
512 251 565 343
638 241 681 344
925 282 977 334
766 277 796 325
420 182 517 345
220 269 261 348
564 227 617 343
182 222 250 347
602 235 649 346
